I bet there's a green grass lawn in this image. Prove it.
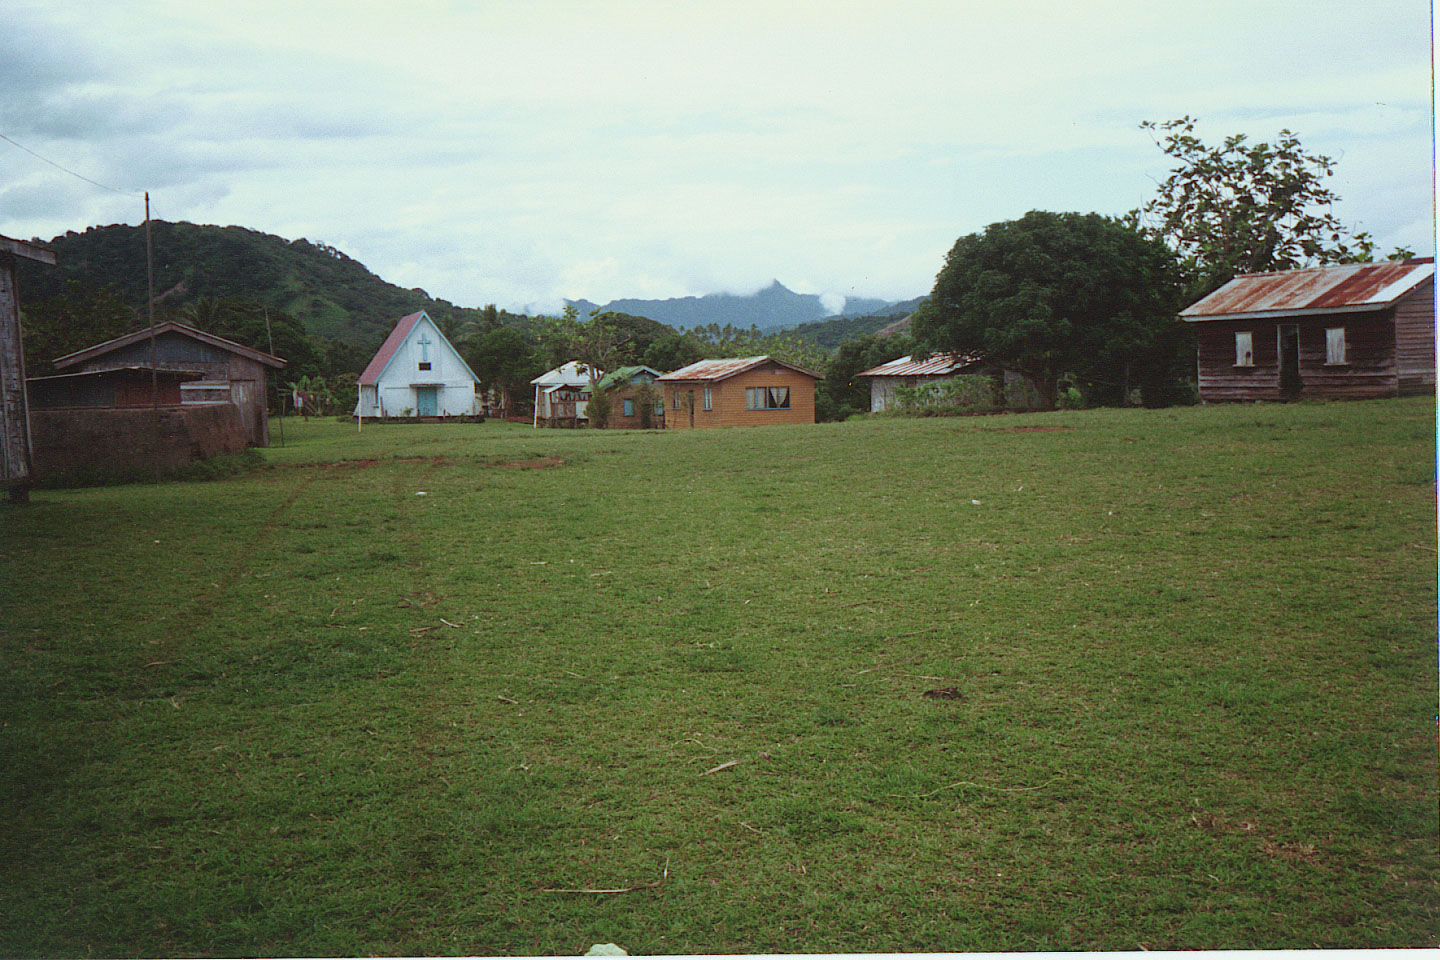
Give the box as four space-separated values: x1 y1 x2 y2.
2 399 1436 955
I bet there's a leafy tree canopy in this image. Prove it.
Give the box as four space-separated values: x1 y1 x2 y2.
179 296 324 383
464 325 543 414
911 211 1183 408
641 332 707 373
19 281 136 377
1132 116 1409 297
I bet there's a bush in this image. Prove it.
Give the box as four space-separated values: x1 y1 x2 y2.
1057 387 1085 409
893 375 998 415
587 387 613 429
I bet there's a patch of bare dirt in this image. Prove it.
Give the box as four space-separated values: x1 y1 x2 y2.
922 686 964 701
1006 426 1070 433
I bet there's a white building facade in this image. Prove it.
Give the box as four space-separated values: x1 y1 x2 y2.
530 361 600 426
355 311 480 418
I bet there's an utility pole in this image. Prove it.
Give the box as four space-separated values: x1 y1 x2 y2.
146 193 159 481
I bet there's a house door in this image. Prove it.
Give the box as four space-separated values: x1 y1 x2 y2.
416 386 438 417
1278 324 1302 399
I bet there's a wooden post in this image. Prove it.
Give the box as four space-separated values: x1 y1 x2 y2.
0 237 55 501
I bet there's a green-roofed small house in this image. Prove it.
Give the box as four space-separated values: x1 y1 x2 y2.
594 365 664 429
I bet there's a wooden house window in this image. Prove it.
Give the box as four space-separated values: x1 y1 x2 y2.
1325 327 1347 365
703 387 712 410
745 386 790 410
623 398 635 416
672 391 682 410
1234 331 1254 367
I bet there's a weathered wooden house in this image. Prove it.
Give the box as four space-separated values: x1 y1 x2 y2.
657 356 822 429
1180 259 1435 402
1 235 54 499
354 310 480 419
531 361 599 427
592 365 664 428
52 321 286 446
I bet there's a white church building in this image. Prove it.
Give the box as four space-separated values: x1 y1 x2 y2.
355 310 480 418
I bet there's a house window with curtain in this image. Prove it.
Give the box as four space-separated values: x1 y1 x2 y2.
623 398 635 416
745 386 791 410
1325 327 1346 364
1234 331 1254 367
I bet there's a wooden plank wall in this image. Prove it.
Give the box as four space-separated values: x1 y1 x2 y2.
0 254 33 486
1197 313 1400 402
1394 278 1435 395
1197 319 1280 402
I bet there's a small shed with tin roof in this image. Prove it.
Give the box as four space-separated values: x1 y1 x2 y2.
855 353 984 412
657 356 822 429
1181 259 1435 402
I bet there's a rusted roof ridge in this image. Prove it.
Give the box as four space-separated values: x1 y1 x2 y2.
53 320 286 369
1311 262 1422 308
658 355 823 382
1181 260 1436 320
855 353 984 378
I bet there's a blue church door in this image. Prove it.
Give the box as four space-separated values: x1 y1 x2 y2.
416 386 438 417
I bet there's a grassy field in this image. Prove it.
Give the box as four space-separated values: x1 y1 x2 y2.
2 398 1436 955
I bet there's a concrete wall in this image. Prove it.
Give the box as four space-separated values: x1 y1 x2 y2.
30 403 248 484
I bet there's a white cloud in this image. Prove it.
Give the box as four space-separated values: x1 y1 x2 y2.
0 0 1431 312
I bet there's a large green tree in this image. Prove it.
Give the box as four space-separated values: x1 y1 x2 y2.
911 211 1183 409
1133 116 1404 298
464 326 543 417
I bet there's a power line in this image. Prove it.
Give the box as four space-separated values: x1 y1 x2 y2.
0 131 143 198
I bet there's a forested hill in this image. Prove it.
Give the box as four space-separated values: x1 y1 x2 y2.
17 221 922 354
789 296 929 349
14 222 483 347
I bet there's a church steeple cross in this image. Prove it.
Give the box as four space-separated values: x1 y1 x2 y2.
417 333 433 363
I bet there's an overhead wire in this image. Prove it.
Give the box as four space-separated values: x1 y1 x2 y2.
0 131 144 198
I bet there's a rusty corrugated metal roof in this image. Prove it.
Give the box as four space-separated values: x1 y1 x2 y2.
855 353 984 378
53 320 287 370
658 356 823 382
1181 259 1435 321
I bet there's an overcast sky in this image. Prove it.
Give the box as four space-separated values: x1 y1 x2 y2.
1 0 1433 313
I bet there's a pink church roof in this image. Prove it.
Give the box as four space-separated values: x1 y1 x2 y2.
359 311 425 386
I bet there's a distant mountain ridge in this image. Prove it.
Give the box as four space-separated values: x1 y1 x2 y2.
554 281 906 332
18 221 922 353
